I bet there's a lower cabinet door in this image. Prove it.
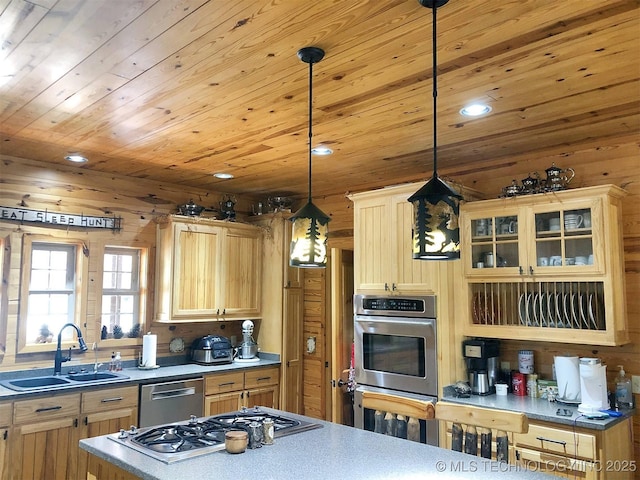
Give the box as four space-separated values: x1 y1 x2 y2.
246 386 279 410
80 406 138 480
204 392 242 416
12 417 80 480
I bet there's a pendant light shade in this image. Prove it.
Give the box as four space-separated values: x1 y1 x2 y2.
290 46 330 268
409 0 462 260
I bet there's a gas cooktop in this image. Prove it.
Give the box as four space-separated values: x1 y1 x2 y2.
108 406 321 463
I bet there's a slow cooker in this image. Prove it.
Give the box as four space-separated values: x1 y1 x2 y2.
190 335 233 365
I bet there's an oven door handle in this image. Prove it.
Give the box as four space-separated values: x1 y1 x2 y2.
150 387 197 400
361 390 435 420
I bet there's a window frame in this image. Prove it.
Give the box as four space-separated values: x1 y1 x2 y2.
101 246 145 338
18 236 88 353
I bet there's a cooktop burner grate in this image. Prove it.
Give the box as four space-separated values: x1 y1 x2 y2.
109 406 321 463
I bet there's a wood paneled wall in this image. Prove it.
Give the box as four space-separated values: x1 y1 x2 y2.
0 156 255 370
302 268 326 419
315 136 640 462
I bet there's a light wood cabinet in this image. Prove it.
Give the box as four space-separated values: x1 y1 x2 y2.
79 386 138 480
515 418 634 479
11 392 81 480
204 367 280 415
154 215 262 322
459 185 628 345
349 183 440 294
0 402 11 480
248 213 304 413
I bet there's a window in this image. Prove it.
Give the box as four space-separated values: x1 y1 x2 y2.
102 247 142 338
27 242 77 344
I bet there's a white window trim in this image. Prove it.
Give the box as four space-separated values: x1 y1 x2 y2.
98 244 149 342
18 235 88 354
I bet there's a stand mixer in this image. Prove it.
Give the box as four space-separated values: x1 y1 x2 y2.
235 320 259 362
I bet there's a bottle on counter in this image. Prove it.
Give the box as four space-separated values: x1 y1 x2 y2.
615 365 633 409
114 352 122 371
109 352 116 372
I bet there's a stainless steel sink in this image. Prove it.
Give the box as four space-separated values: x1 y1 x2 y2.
0 371 130 391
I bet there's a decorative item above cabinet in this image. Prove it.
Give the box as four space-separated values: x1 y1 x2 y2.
154 215 262 323
459 185 628 346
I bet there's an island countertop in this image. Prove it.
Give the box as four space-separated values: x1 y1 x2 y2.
80 409 556 480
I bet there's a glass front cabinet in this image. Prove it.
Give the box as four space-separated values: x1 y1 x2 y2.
460 185 628 346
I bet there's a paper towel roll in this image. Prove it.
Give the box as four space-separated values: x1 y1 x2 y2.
142 333 157 367
554 355 581 402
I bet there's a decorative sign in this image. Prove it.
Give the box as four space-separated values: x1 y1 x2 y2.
0 206 122 231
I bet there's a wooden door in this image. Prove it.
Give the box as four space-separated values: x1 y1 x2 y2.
0 402 9 480
330 248 354 425
221 226 262 318
172 223 221 317
246 386 279 409
352 194 390 293
0 427 8 480
391 192 439 294
282 287 304 413
12 418 80 480
81 406 138 480
204 392 242 415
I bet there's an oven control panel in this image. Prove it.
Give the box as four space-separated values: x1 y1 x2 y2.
355 294 436 317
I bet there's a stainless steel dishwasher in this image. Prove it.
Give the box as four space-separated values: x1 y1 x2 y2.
139 378 204 427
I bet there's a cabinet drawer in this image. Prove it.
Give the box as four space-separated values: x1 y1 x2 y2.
82 385 138 413
14 393 81 423
0 402 11 425
517 447 597 479
244 367 279 389
205 372 244 395
516 423 596 460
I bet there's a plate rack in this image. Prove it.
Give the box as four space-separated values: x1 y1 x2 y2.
470 281 605 331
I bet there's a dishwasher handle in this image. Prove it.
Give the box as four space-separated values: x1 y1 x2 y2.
151 387 197 400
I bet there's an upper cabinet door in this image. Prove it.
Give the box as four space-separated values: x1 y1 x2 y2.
351 183 440 295
220 226 262 318
172 222 222 318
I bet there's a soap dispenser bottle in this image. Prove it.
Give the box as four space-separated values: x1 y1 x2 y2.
615 365 633 409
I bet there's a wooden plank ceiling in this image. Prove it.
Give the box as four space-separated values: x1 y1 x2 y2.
0 0 638 201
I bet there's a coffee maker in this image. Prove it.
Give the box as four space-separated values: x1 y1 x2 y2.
462 338 500 395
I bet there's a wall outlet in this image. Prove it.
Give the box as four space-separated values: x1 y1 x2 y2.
632 375 640 394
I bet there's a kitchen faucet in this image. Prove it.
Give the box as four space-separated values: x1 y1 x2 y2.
54 323 88 375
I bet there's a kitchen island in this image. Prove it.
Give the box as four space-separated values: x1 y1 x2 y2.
81 409 556 480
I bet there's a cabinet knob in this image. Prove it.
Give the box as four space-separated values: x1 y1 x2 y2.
384 283 389 291
529 266 534 275
392 283 397 291
519 266 524 275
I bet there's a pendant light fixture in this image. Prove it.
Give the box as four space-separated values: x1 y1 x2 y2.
289 46 330 268
408 0 462 260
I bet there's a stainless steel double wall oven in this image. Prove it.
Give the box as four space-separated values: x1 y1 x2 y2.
353 294 438 446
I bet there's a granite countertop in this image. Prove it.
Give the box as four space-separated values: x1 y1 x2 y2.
441 390 633 430
80 408 556 480
0 354 280 400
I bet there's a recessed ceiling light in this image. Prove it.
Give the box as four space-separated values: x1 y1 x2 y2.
213 172 234 179
460 104 492 117
64 154 88 163
311 145 333 156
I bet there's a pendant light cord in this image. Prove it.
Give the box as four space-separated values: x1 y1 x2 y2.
431 4 438 179
307 59 314 203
